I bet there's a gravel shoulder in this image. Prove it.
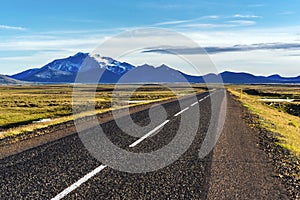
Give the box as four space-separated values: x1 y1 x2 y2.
207 92 289 199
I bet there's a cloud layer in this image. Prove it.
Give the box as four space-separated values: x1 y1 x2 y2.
0 25 26 31
142 43 300 55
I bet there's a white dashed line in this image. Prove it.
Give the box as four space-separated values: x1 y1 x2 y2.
129 120 170 148
174 107 189 117
199 95 208 102
51 165 107 200
52 91 219 199
191 101 198 107
198 91 218 103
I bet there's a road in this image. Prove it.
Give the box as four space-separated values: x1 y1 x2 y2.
0 89 289 199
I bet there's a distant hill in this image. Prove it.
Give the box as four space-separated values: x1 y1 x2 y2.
10 52 300 84
220 71 300 84
0 74 23 84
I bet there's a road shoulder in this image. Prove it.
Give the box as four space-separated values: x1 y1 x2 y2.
207 93 289 199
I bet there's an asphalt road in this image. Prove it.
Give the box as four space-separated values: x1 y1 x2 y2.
0 89 289 199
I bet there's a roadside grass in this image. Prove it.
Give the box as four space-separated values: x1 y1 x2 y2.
0 84 206 139
227 86 300 158
240 85 300 98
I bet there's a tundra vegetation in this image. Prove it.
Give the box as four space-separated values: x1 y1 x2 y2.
0 84 206 139
228 85 300 165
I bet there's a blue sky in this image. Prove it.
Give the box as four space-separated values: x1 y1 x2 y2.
1 0 300 76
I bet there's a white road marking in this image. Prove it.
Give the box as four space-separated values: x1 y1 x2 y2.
198 91 218 103
129 120 170 148
51 165 107 200
199 95 208 102
191 101 198 107
52 91 220 199
174 107 189 117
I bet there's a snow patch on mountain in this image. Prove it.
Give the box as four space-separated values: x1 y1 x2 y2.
90 53 135 74
43 52 88 73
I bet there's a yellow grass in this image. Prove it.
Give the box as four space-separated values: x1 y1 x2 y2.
0 84 206 139
227 86 300 157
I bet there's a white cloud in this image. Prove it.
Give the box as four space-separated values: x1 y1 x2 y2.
200 15 220 19
180 23 235 28
182 27 300 76
0 51 78 75
155 20 190 26
155 15 220 26
186 26 300 47
155 15 257 30
210 50 300 77
278 11 295 15
1 25 300 76
0 39 98 51
233 14 261 18
178 20 256 29
228 20 256 26
0 25 26 31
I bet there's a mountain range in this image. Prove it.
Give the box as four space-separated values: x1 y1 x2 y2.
4 52 300 84
0 74 23 84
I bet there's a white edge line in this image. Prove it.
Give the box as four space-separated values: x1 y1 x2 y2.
129 120 170 148
174 107 189 117
51 165 107 200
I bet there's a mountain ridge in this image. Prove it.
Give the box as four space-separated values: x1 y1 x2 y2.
0 74 24 84
9 52 300 84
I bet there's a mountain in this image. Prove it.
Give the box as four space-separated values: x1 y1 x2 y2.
11 52 135 83
220 71 300 84
10 52 300 84
0 74 23 84
11 68 40 80
268 74 283 81
92 54 135 74
116 64 203 83
268 74 300 83
220 71 269 83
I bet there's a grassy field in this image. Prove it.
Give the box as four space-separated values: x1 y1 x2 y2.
227 85 300 158
0 84 206 139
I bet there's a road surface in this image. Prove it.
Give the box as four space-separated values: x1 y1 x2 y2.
0 90 288 199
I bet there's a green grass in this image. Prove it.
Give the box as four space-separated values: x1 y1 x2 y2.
0 84 206 139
